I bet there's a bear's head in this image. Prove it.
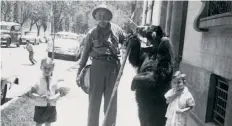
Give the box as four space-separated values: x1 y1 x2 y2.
136 25 166 48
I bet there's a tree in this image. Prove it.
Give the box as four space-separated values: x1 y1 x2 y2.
30 1 49 36
42 16 48 37
13 1 31 26
1 1 15 21
49 1 79 33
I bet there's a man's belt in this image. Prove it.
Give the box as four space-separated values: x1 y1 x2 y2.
92 55 118 61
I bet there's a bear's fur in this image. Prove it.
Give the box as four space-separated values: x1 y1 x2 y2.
128 25 174 126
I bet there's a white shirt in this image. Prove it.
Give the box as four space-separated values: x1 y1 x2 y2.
32 74 60 106
26 44 33 52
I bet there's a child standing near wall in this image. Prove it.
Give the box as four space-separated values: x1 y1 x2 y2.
164 71 195 126
29 58 64 126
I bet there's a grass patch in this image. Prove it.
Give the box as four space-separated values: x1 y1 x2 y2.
1 96 35 126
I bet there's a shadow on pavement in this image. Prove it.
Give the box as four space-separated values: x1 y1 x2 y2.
1 46 17 48
21 64 36 66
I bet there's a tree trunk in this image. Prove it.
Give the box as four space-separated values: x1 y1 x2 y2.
131 1 137 14
4 14 7 21
30 20 34 31
37 26 41 36
13 1 19 23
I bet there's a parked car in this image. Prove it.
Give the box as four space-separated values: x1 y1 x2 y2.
1 76 19 105
47 31 84 61
39 36 48 43
0 21 22 47
21 31 40 45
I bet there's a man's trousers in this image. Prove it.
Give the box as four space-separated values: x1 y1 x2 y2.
87 59 119 126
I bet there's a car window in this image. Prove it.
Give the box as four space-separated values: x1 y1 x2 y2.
25 32 37 36
11 26 15 31
14 25 21 31
0 25 11 30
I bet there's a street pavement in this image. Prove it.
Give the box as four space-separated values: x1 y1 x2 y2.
1 43 140 126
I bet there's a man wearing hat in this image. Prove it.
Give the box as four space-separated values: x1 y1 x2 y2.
76 4 126 126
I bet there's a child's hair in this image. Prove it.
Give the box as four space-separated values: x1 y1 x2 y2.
172 71 187 85
40 57 55 69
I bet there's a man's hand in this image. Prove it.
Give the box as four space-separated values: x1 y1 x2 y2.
76 65 82 87
76 73 81 87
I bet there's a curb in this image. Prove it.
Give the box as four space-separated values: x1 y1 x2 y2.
0 89 31 110
1 96 21 111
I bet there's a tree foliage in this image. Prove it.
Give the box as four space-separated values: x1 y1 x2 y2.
1 1 15 21
1 1 142 35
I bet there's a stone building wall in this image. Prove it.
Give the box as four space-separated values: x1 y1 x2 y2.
180 1 232 126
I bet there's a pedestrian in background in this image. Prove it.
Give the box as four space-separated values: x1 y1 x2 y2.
25 40 37 65
29 58 63 126
76 4 126 126
164 71 195 126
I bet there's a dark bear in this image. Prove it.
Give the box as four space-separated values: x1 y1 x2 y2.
128 25 174 126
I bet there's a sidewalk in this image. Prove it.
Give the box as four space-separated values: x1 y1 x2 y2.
1 60 196 126
53 61 140 126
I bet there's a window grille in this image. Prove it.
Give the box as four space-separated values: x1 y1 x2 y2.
212 78 228 125
208 1 232 16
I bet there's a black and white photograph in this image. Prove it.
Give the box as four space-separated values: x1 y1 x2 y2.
1 0 232 126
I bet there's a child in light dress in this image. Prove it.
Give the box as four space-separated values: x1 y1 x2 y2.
165 71 195 126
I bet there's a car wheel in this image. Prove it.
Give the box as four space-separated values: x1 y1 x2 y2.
6 38 11 47
1 85 7 105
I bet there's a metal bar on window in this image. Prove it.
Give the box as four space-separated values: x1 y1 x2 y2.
216 86 227 94
218 96 227 103
216 104 226 111
212 77 228 125
218 80 228 85
213 110 225 120
213 117 223 126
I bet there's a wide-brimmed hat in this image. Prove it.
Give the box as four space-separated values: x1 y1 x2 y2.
92 4 113 21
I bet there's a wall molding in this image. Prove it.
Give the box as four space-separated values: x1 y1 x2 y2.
193 1 209 32
199 12 232 29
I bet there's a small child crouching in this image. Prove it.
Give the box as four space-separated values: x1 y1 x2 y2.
29 58 68 126
164 71 195 126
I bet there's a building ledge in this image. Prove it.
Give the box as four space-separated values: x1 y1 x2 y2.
199 12 232 30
